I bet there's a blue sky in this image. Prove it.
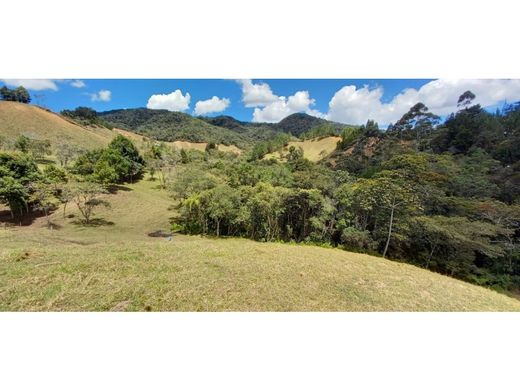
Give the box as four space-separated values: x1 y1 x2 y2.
2 79 519 126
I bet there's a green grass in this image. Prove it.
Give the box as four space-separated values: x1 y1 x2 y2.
1 177 520 311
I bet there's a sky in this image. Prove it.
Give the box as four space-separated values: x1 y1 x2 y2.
2 79 520 127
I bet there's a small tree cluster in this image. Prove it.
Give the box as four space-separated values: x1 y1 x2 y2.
0 86 31 103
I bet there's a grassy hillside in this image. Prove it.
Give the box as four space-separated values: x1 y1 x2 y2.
99 108 251 148
1 177 519 311
265 136 342 162
114 128 241 154
0 101 114 149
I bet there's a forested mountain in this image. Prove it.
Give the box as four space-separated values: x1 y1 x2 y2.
99 108 253 148
274 113 344 136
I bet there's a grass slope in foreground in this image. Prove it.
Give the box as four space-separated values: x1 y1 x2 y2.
1 179 519 311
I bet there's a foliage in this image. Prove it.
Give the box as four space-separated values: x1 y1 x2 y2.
67 181 110 224
0 86 31 103
61 106 114 129
0 152 40 218
71 135 145 184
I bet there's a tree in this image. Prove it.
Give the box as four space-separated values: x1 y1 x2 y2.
106 135 145 182
68 182 109 224
71 136 145 184
0 152 40 218
56 143 81 167
28 139 51 159
391 103 439 149
200 184 240 237
14 135 30 153
30 181 60 228
247 183 288 241
14 86 31 103
0 86 14 101
0 86 31 103
457 90 476 110
350 174 419 258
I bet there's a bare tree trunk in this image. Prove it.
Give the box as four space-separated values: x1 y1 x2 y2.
426 244 436 268
382 197 396 259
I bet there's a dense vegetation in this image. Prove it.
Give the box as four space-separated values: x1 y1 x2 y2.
61 106 114 129
274 113 343 136
0 86 31 104
99 108 252 147
157 92 520 292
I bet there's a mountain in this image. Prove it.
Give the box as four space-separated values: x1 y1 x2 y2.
99 108 251 148
273 113 345 136
0 101 115 150
200 115 286 142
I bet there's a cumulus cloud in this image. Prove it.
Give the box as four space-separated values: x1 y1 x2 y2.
237 79 278 107
1 79 58 91
89 89 112 102
194 96 230 116
238 80 324 123
326 79 520 126
147 89 191 111
70 80 86 88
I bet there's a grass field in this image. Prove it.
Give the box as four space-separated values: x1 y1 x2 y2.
265 136 342 162
1 177 519 311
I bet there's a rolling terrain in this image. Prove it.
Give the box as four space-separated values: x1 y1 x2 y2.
0 102 242 154
0 101 114 150
99 108 252 148
1 177 519 311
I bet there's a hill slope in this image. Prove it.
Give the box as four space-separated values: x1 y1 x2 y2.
265 136 342 162
1 177 519 311
99 108 251 148
0 101 114 150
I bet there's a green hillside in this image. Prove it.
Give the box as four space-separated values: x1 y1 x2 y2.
99 108 252 148
1 177 518 311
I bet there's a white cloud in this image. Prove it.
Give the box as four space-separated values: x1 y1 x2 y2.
89 89 112 102
1 79 58 91
70 80 86 88
326 79 520 126
194 96 230 116
237 79 278 107
147 89 190 111
253 90 325 123
239 80 324 123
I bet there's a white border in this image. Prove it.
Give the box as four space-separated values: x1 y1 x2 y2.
1 1 520 389
1 313 519 390
1 0 519 78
